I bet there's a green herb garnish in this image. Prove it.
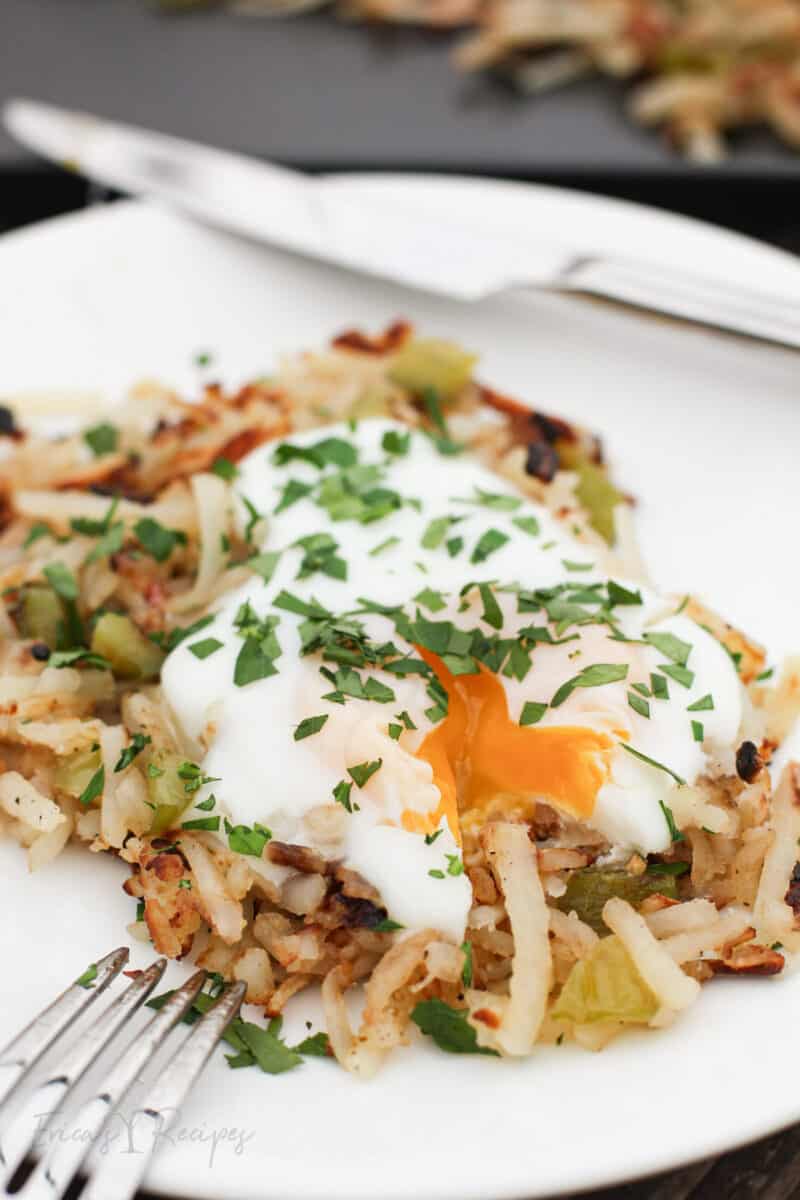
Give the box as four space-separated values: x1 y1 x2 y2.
114 733 152 773
294 714 329 741
84 423 118 457
411 999 498 1056
189 637 223 660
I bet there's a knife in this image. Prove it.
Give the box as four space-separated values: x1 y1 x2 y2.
5 97 800 351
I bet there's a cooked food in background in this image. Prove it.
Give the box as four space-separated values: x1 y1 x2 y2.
1 321 799 1077
155 0 800 160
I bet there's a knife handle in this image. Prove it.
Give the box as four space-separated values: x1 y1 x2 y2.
557 255 800 352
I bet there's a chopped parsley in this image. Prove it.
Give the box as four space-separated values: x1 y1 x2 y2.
475 582 502 630
240 495 263 544
627 691 650 719
294 714 329 741
411 999 498 1056
660 663 694 689
461 941 473 987
470 528 509 564
211 457 238 482
373 918 405 933
446 536 464 557
189 637 223 660
644 631 692 667
511 515 540 537
177 761 220 795
48 648 110 670
151 614 215 653
43 561 79 602
454 487 521 513
415 587 447 613
134 517 187 563
607 580 643 607
382 429 411 457
75 962 99 989
446 853 464 876
369 536 400 557
347 759 383 788
274 478 314 515
421 388 462 456
86 520 124 565
225 1015 302 1074
78 766 104 808
621 743 686 787
114 733 152 773
181 815 220 832
551 662 628 707
84 423 118 457
658 799 686 843
519 701 547 726
274 436 358 470
293 532 347 582
333 779 354 812
292 1031 331 1057
421 515 460 550
247 550 281 584
232 602 281 687
224 819 272 857
23 522 53 549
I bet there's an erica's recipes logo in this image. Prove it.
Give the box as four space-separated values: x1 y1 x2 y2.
32 1107 255 1168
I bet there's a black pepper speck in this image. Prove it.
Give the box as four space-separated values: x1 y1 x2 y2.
736 740 762 783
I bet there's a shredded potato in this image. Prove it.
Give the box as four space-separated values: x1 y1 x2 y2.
478 823 552 1055
754 764 800 952
1 320 797 1078
602 897 700 1013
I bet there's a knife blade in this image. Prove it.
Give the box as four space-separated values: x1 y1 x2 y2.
5 97 800 349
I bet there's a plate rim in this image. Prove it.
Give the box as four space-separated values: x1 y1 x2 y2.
1 181 799 1200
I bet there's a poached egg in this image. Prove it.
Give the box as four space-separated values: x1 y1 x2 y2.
161 419 743 941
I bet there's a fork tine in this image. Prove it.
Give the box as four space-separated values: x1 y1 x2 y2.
0 948 128 1115
80 981 247 1200
17 970 208 1200
0 958 167 1186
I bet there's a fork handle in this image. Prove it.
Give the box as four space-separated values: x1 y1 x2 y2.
557 255 800 352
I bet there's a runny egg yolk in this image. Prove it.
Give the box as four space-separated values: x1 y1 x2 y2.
403 650 615 844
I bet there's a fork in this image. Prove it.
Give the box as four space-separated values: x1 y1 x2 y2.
0 947 246 1200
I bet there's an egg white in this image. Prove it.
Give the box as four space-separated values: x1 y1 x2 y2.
161 419 743 940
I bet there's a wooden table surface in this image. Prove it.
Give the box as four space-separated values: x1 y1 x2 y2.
137 1121 800 1200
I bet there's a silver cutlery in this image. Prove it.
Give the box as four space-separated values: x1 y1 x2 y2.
0 947 245 1200
3 97 800 351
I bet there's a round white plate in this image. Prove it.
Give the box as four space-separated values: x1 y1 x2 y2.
1 177 799 1200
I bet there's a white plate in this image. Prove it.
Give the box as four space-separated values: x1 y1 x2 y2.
1 178 799 1200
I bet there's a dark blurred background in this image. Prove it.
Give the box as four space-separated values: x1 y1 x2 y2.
2 0 800 251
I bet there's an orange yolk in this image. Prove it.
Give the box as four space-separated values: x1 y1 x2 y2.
403 650 615 843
